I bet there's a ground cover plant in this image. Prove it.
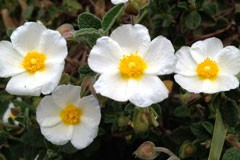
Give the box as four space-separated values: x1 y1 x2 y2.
0 0 240 160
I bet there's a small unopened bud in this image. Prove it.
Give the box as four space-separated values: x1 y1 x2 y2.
57 24 76 40
135 0 150 9
133 141 159 160
133 108 149 134
125 0 140 16
179 141 196 159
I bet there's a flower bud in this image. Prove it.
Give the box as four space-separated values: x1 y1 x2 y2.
133 108 149 134
133 141 159 160
125 0 140 16
179 140 196 159
135 0 150 9
57 24 76 40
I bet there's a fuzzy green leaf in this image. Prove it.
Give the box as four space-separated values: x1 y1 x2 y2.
102 4 124 32
222 148 240 160
78 12 102 29
185 11 201 29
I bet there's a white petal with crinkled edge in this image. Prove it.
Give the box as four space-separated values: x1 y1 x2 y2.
215 46 240 76
174 74 239 94
175 46 198 76
36 96 61 127
39 29 68 63
71 118 99 149
190 37 223 63
71 95 101 149
127 75 169 107
0 41 25 78
11 22 46 56
94 73 129 102
144 36 175 75
40 123 73 145
111 0 128 4
6 62 64 96
52 84 81 108
88 37 123 74
110 24 151 55
77 95 101 127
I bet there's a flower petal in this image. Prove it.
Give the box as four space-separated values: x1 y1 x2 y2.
0 41 25 77
39 29 68 63
191 37 223 63
70 95 101 149
110 24 151 55
40 123 73 145
78 95 101 127
36 96 61 127
88 37 123 74
2 103 14 123
144 36 175 75
6 62 64 96
52 84 81 108
94 73 129 102
111 0 128 4
215 46 240 76
11 22 46 56
127 75 169 107
174 74 239 94
175 46 198 76
71 119 99 149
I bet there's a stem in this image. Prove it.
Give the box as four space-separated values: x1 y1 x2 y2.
0 120 20 129
208 107 227 160
155 147 180 160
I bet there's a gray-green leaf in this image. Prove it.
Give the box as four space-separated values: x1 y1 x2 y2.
78 12 102 29
102 4 124 32
185 11 201 29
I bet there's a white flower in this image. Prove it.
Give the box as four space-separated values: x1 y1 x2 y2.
174 37 240 94
88 24 175 107
36 84 101 149
111 0 128 5
3 102 18 124
0 22 68 96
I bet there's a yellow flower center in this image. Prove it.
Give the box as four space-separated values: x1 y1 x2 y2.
196 58 219 80
59 104 83 125
22 51 46 74
119 54 147 80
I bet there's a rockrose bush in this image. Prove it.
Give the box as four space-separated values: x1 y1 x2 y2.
0 0 240 160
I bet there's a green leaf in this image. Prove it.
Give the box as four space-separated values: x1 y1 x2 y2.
75 28 103 47
102 4 124 32
202 121 213 134
22 6 34 19
220 99 240 127
75 28 103 39
21 128 45 148
208 107 227 160
177 2 188 10
185 11 201 29
191 122 211 141
78 12 102 29
202 2 218 15
60 142 78 154
222 148 240 160
174 106 190 118
78 64 96 79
